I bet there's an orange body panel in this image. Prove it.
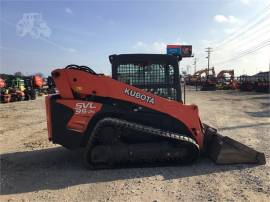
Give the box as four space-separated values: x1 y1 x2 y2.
57 100 102 133
52 69 205 148
34 75 43 88
0 78 5 88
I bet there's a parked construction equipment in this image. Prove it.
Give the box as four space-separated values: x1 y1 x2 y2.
23 75 43 100
0 78 5 88
238 75 252 91
185 68 217 91
200 67 217 91
185 69 206 86
2 75 25 102
44 76 56 94
216 70 239 90
0 74 45 103
0 77 11 103
239 71 269 93
254 71 270 93
45 54 265 169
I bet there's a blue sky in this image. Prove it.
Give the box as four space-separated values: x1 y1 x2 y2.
1 0 269 76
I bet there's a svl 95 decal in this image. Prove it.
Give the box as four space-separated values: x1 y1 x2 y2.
75 102 97 114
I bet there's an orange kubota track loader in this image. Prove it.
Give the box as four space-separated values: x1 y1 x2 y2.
45 54 265 169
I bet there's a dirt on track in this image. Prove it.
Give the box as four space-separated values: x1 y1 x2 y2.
1 89 270 202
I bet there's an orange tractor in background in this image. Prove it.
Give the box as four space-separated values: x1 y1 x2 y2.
0 78 11 103
0 78 5 88
23 75 44 100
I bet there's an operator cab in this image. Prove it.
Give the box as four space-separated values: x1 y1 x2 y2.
109 54 182 102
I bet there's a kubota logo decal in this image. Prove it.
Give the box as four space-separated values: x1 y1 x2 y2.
75 102 96 114
124 88 155 104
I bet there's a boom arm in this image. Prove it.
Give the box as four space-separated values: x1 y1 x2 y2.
217 70 234 81
194 67 215 78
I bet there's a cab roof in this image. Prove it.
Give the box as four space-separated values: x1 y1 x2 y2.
109 54 181 65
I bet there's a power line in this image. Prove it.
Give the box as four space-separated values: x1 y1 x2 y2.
238 39 270 54
216 38 270 61
215 12 270 50
214 5 270 50
214 26 270 55
213 40 270 66
196 5 270 69
205 47 213 71
225 39 269 59
193 57 197 74
214 41 270 66
214 20 270 52
196 7 270 71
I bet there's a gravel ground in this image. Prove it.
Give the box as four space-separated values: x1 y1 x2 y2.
1 88 270 202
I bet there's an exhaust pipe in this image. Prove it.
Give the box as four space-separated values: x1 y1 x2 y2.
203 124 266 165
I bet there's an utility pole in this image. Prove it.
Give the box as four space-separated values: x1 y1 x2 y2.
193 57 197 74
186 65 191 75
205 47 213 82
205 47 213 71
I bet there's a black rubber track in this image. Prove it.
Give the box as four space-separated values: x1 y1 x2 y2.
83 117 200 169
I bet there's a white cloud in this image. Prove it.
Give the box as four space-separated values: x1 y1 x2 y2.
214 15 241 24
65 8 73 15
16 13 52 38
214 15 228 23
2 16 75 53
